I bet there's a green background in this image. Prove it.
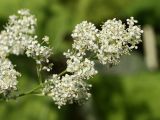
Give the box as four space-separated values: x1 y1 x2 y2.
0 0 160 120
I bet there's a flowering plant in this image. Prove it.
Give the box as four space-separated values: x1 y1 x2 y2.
0 9 143 109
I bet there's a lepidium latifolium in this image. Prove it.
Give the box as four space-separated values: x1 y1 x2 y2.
0 9 143 109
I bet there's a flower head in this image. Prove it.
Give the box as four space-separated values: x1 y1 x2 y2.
0 9 53 95
71 21 98 53
96 17 143 64
0 58 20 95
43 74 92 109
43 17 143 108
0 9 52 63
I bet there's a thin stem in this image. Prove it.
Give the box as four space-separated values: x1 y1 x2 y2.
58 69 67 77
36 64 42 84
10 85 43 99
89 54 97 60
7 67 67 100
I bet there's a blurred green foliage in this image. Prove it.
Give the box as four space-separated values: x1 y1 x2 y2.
0 0 160 120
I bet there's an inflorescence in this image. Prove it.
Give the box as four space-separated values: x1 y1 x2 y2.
0 9 143 109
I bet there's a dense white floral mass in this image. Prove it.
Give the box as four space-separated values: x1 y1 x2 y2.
0 58 20 94
43 50 97 108
97 17 143 64
70 18 143 65
25 35 52 64
64 50 97 78
0 9 52 95
42 74 92 109
71 21 98 53
0 9 143 108
0 9 36 58
0 9 52 62
43 47 98 108
43 17 143 108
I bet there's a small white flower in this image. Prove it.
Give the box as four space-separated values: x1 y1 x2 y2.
42 36 49 44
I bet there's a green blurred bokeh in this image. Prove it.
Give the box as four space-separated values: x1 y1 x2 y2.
0 0 160 120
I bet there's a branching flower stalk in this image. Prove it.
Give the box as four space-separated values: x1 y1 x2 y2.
0 9 143 109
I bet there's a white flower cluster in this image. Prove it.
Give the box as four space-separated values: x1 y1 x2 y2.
0 9 36 58
0 9 52 63
43 53 97 108
0 9 143 108
97 17 143 64
43 17 143 108
0 9 52 95
71 21 98 53
64 50 97 78
0 58 20 94
71 18 143 65
25 35 52 64
42 74 92 109
43 46 98 108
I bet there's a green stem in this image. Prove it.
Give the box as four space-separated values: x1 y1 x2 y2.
10 85 43 99
58 69 67 77
8 69 67 100
37 64 42 84
89 54 97 60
